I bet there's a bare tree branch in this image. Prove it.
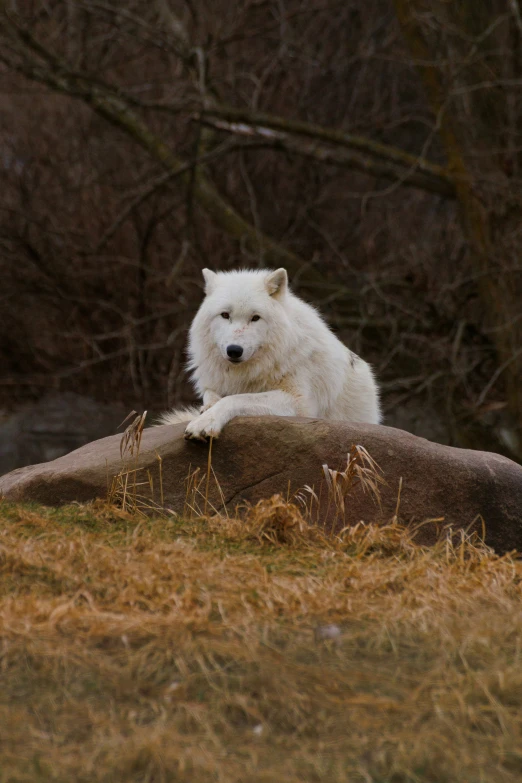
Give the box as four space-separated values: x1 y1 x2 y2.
508 0 522 37
155 0 191 59
198 115 456 198
393 0 522 456
91 139 237 255
0 8 314 279
201 105 455 195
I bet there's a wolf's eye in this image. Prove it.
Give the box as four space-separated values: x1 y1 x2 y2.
251 315 261 322
221 312 230 319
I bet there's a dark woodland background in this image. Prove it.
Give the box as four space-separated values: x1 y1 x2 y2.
1 0 522 460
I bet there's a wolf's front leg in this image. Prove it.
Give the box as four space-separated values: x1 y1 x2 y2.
184 390 299 442
199 389 222 414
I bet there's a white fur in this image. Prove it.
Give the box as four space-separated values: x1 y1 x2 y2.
157 267 381 440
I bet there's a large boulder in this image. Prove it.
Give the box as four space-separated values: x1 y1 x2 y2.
1 416 521 552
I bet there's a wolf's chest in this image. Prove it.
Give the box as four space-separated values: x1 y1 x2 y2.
216 371 275 396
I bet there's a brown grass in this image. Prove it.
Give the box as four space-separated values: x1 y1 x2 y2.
1 498 522 782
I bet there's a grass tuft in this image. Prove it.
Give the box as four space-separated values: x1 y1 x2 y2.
242 494 330 546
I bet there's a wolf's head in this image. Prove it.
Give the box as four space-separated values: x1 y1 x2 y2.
191 267 290 366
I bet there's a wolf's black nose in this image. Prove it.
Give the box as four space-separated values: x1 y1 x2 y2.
227 344 243 360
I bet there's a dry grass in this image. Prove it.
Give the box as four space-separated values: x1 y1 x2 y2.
107 410 168 516
1 498 522 782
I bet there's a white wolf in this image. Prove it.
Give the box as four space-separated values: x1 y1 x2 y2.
158 267 381 440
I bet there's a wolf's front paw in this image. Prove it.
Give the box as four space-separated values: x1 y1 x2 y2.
184 411 223 442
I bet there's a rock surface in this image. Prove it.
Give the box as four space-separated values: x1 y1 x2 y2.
1 416 522 552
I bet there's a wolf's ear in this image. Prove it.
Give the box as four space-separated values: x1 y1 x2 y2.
202 268 218 295
265 268 288 298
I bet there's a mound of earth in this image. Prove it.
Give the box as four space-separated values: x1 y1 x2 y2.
1 417 521 552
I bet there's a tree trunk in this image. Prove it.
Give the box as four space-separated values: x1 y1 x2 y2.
394 0 522 457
